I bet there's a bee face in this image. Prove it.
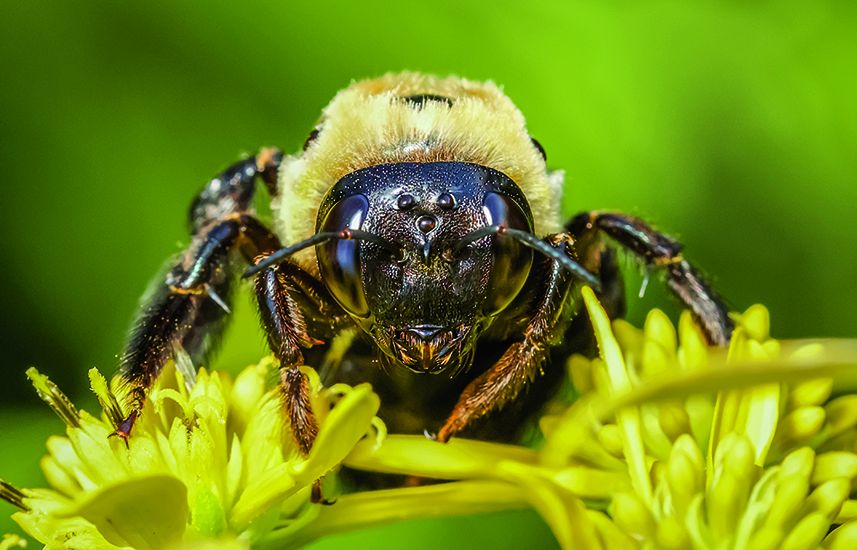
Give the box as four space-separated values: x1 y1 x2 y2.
316 162 534 373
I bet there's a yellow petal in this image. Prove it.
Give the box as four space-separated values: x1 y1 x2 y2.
583 286 652 505
55 475 188 550
292 383 380 483
812 452 857 485
825 521 857 550
781 511 828 550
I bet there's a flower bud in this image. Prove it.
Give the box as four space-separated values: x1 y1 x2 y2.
812 452 857 485
656 515 690 550
610 492 655 540
825 396 857 438
780 447 815 479
825 521 857 550
748 526 784 550
740 304 770 342
659 403 691 441
765 474 810 530
666 447 700 515
788 378 833 410
597 424 624 458
781 511 828 550
567 355 593 394
778 406 826 442
708 469 750 538
677 311 708 370
644 308 677 352
803 478 850 519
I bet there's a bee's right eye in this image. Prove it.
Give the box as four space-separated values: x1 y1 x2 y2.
317 194 370 317
482 192 534 315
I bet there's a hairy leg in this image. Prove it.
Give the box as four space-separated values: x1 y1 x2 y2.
115 149 282 440
567 211 733 345
437 233 578 442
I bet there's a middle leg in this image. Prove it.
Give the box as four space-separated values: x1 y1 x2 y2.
567 211 733 345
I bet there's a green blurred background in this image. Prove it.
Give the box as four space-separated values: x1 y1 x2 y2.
1 1 855 547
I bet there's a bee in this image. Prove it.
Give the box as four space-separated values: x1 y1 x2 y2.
115 73 732 462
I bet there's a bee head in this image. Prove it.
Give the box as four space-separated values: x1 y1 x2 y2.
315 162 534 374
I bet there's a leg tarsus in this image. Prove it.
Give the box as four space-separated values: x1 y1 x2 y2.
108 409 139 448
281 365 319 456
437 340 543 443
311 479 336 505
117 148 284 439
253 259 351 455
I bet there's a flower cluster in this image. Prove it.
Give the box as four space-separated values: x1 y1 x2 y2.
1 358 381 549
538 288 857 548
3 288 857 549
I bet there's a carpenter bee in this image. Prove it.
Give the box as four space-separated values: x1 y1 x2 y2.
116 73 732 461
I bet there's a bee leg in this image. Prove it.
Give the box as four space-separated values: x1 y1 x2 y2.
189 147 282 232
253 260 350 457
437 234 578 443
114 149 282 441
567 211 733 345
253 260 350 505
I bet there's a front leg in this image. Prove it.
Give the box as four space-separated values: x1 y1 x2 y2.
437 234 577 442
254 260 351 455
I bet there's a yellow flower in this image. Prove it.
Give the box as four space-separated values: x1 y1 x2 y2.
541 288 857 549
2 357 380 549
4 290 857 549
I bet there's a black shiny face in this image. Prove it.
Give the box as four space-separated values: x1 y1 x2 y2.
316 162 533 374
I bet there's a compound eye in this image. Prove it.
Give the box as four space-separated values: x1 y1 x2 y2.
482 192 534 315
317 194 370 317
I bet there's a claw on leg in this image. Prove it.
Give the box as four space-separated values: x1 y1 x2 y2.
108 409 140 449
435 419 462 444
311 478 336 505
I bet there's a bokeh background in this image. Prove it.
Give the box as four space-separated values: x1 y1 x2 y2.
1 1 855 547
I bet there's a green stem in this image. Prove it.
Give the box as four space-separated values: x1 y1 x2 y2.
257 481 528 549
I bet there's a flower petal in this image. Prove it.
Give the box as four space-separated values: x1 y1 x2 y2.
55 475 188 550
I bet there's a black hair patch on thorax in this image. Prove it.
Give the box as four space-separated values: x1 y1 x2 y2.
400 94 454 109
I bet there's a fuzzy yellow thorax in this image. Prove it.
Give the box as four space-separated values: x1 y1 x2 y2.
273 73 563 273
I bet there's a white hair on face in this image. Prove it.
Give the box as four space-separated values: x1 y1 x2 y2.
272 72 565 274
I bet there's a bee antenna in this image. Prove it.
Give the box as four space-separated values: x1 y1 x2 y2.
243 229 400 278
454 225 602 290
